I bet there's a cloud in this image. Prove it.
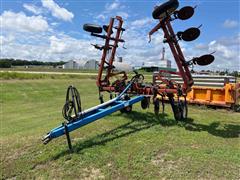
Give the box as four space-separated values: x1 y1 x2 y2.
49 36 69 54
23 4 43 15
41 0 74 21
105 1 121 11
223 19 238 28
0 11 48 32
131 17 153 27
117 12 129 19
1 29 101 61
208 40 238 60
0 35 15 45
188 35 240 71
1 1 238 71
96 14 106 21
95 0 128 21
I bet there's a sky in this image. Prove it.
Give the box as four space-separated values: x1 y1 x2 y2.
0 0 239 71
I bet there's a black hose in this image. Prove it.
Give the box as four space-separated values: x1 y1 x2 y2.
62 85 82 122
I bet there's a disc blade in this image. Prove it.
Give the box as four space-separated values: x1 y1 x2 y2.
177 6 194 20
196 54 215 66
181 27 200 41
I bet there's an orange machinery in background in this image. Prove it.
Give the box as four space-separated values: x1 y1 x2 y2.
153 73 240 111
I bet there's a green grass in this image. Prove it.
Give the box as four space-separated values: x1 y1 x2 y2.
0 71 97 80
0 67 99 73
1 77 240 179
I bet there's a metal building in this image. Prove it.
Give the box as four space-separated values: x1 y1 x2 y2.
84 60 99 70
62 60 79 69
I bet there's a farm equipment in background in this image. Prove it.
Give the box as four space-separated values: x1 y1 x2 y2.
153 73 240 111
43 0 216 150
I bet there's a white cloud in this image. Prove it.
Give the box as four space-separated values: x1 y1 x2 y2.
185 36 240 71
208 40 237 60
49 36 69 54
94 1 128 22
117 12 129 19
41 0 74 21
223 19 238 28
0 35 15 45
23 4 43 15
96 14 106 20
0 11 48 32
131 17 153 27
105 1 121 11
1 29 102 61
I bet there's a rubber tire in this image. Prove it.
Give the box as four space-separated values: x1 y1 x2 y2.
120 95 132 113
152 0 179 19
83 24 102 34
141 97 149 110
173 103 182 121
120 105 132 113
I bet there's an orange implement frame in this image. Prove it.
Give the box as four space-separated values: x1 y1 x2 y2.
186 83 240 107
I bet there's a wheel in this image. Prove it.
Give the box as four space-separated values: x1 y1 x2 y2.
120 105 132 113
120 95 132 113
154 98 160 115
141 97 149 110
173 100 188 121
173 103 182 121
152 0 179 19
83 24 102 34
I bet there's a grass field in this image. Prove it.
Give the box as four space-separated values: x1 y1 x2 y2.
1 73 240 179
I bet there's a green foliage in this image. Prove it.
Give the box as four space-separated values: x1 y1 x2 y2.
0 60 11 68
0 58 65 67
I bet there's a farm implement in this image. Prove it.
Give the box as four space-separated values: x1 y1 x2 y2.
43 0 215 150
82 0 214 119
42 75 145 149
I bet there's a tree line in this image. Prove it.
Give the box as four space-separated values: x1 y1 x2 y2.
0 58 66 68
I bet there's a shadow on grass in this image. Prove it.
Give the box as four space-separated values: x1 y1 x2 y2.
51 111 168 159
181 121 240 138
51 111 239 159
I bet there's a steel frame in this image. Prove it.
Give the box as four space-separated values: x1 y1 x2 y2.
93 16 127 91
95 16 193 99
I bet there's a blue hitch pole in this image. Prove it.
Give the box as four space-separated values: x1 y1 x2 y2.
42 77 145 148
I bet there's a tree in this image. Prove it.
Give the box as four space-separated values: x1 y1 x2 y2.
0 60 11 68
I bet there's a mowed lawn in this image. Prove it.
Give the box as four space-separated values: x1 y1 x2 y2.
0 76 240 179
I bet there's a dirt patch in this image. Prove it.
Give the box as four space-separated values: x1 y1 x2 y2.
151 150 183 171
81 167 105 180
